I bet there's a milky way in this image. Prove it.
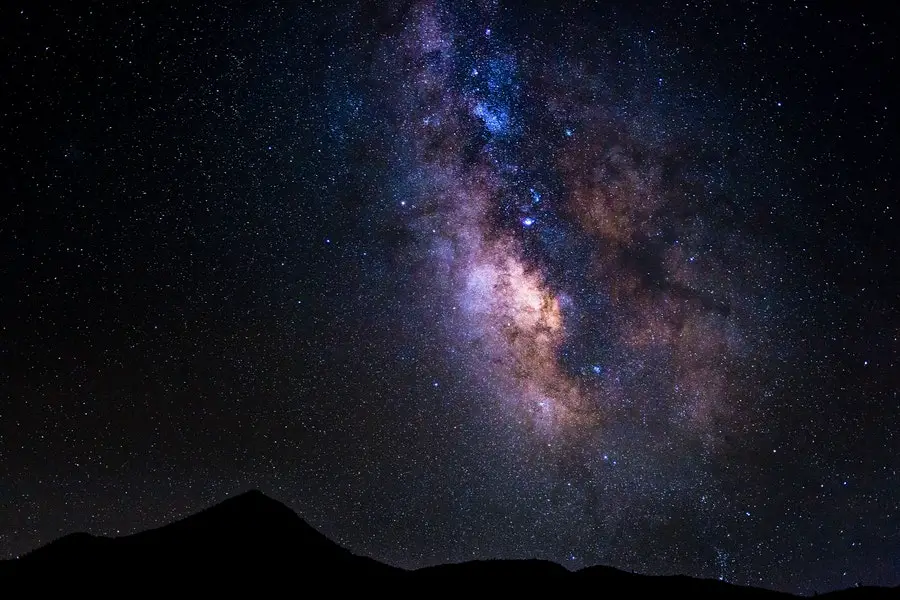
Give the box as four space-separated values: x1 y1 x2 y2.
299 2 893 588
329 0 792 579
377 1 770 455
2 1 896 594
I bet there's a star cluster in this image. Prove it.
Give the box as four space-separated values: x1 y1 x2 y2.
0 1 896 594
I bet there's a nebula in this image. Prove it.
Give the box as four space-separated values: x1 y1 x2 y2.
373 0 765 449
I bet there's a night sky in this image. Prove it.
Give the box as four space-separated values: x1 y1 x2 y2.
1 1 897 593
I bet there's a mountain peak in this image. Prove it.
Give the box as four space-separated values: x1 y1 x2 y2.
187 489 300 524
11 489 391 577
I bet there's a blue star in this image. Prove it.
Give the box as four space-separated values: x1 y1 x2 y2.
521 217 535 227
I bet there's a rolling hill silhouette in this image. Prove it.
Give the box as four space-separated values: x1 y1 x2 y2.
0 490 895 597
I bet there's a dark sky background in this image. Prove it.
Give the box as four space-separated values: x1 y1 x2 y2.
1 0 897 594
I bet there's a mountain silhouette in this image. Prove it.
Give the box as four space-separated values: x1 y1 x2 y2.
2 490 395 581
1 490 896 597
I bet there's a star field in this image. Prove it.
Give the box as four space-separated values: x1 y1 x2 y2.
0 1 897 594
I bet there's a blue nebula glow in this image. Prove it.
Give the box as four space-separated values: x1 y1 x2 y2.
564 127 574 137
530 188 542 204
486 57 516 94
592 364 602 375
473 102 509 135
522 216 535 227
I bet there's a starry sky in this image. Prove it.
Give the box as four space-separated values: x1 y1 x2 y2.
0 1 897 593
